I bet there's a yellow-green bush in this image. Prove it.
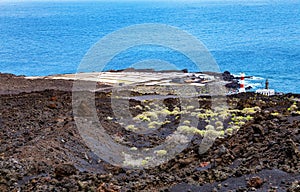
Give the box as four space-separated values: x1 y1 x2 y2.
186 106 195 110
133 105 143 110
289 104 298 112
197 113 208 119
178 126 205 136
155 150 167 156
215 121 223 127
126 124 137 131
148 121 162 129
271 112 279 116
205 129 221 138
205 124 215 130
241 106 261 114
133 114 151 122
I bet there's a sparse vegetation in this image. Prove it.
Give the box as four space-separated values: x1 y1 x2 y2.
155 150 167 156
178 126 205 136
141 159 148 166
148 121 162 129
186 105 195 110
133 114 151 122
215 121 223 127
205 129 222 138
130 147 138 151
125 124 137 131
226 128 233 134
271 112 280 116
205 125 214 130
133 105 143 110
289 103 298 112
241 106 261 114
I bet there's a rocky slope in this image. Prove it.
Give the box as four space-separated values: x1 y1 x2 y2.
0 73 299 192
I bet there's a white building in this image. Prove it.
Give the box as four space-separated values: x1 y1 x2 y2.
255 89 275 96
255 79 275 96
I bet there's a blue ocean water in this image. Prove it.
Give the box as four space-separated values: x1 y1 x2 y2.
0 1 299 93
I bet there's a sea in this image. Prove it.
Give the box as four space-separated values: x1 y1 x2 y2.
0 0 299 93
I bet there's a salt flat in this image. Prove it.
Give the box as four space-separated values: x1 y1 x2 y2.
25 72 215 87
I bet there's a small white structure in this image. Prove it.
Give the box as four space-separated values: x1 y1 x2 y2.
255 79 275 96
255 89 275 96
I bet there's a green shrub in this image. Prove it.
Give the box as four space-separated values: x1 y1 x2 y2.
205 129 221 138
186 105 195 110
133 105 143 110
145 111 158 120
205 125 215 130
163 120 171 124
133 114 151 122
155 150 167 156
241 106 261 114
219 113 229 121
178 126 204 136
295 111 300 115
171 108 181 115
245 115 253 121
228 109 241 113
148 121 162 129
141 159 148 166
197 113 207 119
126 124 137 131
271 112 279 116
219 130 225 137
160 109 172 115
226 128 233 135
235 121 245 126
290 104 298 112
231 125 240 130
215 121 223 127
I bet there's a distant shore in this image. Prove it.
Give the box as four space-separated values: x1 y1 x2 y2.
0 69 243 95
2 68 299 96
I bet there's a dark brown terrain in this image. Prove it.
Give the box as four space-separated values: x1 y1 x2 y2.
0 73 300 192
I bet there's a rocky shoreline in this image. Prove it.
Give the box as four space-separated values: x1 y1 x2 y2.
0 73 300 191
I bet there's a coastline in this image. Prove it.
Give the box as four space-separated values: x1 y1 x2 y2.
1 69 299 96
